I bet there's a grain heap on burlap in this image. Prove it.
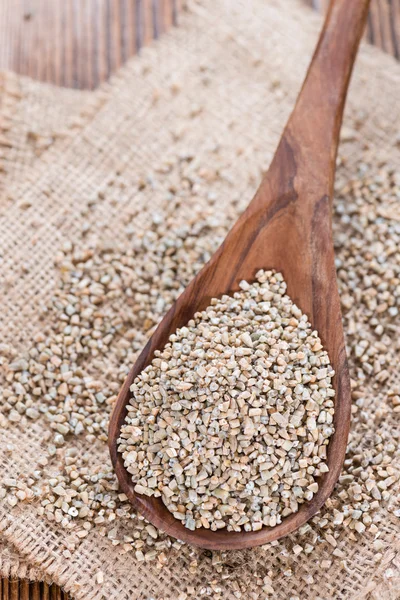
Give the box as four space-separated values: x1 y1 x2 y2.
0 72 103 585
0 1 399 599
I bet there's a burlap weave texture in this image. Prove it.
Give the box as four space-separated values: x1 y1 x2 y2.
0 1 399 598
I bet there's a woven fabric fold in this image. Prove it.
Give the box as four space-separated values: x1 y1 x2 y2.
1 1 400 598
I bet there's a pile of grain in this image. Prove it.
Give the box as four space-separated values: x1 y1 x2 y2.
118 270 335 531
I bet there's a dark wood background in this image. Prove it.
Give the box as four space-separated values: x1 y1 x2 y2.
0 0 399 598
0 580 69 600
0 0 398 90
0 0 180 89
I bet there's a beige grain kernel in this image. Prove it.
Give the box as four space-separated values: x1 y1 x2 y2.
119 271 335 531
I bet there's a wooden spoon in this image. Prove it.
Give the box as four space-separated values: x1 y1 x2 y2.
109 0 371 550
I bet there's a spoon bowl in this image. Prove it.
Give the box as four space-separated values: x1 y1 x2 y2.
109 0 371 550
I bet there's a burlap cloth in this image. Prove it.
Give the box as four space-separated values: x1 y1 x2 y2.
0 69 99 585
0 0 399 598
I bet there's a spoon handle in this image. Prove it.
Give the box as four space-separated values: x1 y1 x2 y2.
256 0 371 211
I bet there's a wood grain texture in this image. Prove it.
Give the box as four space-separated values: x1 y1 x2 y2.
0 583 68 600
0 0 177 89
0 1 398 92
307 0 400 59
109 0 370 551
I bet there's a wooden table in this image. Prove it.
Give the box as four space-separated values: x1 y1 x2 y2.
0 0 399 598
0 0 398 90
0 0 180 89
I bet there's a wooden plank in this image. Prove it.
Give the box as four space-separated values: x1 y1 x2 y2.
0 581 71 600
0 0 178 89
369 0 385 51
161 0 174 33
18 582 30 600
40 583 48 600
29 583 40 600
125 0 137 57
0 0 398 90
391 0 400 58
143 0 154 46
2 0 397 90
379 0 395 55
49 584 61 600
305 0 400 55
9 581 20 600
